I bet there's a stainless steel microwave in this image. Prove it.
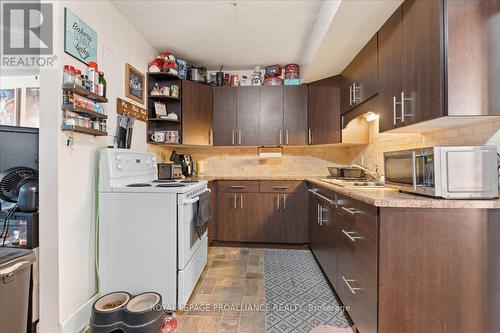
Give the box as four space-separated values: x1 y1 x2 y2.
384 146 499 199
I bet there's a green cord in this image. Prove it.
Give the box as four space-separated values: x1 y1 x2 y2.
95 149 101 294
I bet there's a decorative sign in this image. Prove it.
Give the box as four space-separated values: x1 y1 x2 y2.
125 64 145 104
64 8 97 64
116 98 147 122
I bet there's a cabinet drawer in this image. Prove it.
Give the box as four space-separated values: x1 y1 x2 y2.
337 194 377 237
218 181 259 193
259 181 306 193
337 221 378 333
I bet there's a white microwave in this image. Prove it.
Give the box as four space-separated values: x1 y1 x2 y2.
384 146 499 199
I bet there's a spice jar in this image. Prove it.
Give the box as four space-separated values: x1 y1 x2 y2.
63 65 75 85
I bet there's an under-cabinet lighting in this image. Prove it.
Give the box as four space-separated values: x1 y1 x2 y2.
364 112 379 122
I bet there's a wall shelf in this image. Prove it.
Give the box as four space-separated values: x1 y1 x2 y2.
61 125 108 136
62 83 108 103
147 72 181 80
148 95 180 101
62 105 108 120
147 118 181 123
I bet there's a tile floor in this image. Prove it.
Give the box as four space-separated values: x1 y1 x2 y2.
173 246 268 333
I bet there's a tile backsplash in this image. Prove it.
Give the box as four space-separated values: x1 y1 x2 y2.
149 118 500 177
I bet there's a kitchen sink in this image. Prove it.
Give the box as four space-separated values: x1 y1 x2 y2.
320 178 385 188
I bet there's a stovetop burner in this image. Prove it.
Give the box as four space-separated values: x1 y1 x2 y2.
180 180 199 183
126 183 153 187
156 183 186 188
153 180 177 183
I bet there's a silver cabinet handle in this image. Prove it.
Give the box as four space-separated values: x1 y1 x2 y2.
309 189 335 205
308 129 312 144
401 91 413 123
282 194 286 211
353 83 360 103
240 194 243 209
230 185 247 189
233 194 237 209
342 229 363 242
318 204 323 226
273 186 290 190
342 276 361 295
285 129 289 145
276 195 280 211
349 85 353 106
393 96 397 125
279 129 283 145
238 129 242 145
231 130 235 145
341 206 361 215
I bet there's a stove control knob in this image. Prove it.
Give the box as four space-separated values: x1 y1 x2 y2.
115 155 121 160
117 164 123 169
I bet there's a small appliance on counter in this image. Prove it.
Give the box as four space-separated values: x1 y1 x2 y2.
327 166 366 180
384 146 499 199
170 151 194 177
157 162 182 180
187 66 207 83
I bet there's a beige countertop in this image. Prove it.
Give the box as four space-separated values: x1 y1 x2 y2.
192 175 500 209
306 178 500 209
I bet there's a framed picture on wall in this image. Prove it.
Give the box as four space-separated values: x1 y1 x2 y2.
64 8 98 64
125 64 145 105
21 87 40 128
0 89 18 126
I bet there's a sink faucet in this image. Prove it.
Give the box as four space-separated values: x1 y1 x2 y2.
351 164 381 182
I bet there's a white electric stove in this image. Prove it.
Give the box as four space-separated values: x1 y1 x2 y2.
98 148 208 309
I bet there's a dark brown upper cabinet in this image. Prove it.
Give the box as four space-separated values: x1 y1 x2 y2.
213 87 237 146
284 85 308 145
260 86 284 145
340 35 379 114
378 0 500 132
236 86 261 145
308 76 342 145
213 85 307 146
182 81 213 146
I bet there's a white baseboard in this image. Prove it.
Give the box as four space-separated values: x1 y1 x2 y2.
60 294 99 333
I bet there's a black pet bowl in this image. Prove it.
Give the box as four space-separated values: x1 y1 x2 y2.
90 292 164 333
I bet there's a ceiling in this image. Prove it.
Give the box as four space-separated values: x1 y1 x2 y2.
112 0 401 81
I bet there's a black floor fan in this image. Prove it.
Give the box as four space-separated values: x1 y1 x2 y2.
0 167 39 213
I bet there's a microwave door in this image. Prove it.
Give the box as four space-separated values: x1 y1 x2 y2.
385 153 415 187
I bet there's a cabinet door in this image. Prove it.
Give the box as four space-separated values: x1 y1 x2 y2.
337 219 378 333
308 192 320 251
378 6 403 132
308 76 342 145
402 0 444 125
207 181 217 245
260 86 284 145
217 192 247 241
341 35 379 113
281 194 307 243
284 85 308 145
258 193 307 243
182 81 213 146
213 87 237 146
237 86 260 145
317 202 337 286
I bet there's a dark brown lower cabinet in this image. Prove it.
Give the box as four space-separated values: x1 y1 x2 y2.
217 192 260 242
308 182 500 333
207 181 217 245
217 181 307 243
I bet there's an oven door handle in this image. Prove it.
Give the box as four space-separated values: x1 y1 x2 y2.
182 189 211 205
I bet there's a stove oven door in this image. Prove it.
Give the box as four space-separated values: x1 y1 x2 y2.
177 189 209 268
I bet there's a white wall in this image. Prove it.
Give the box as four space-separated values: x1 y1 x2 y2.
38 1 156 332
